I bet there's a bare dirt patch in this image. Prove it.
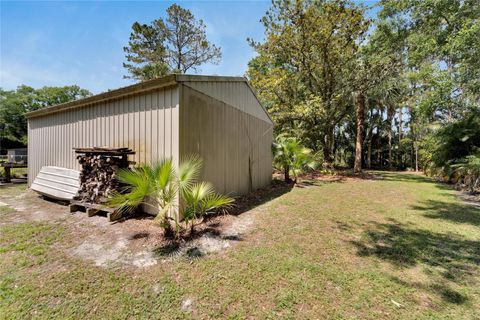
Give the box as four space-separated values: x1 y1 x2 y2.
72 238 157 268
0 181 290 268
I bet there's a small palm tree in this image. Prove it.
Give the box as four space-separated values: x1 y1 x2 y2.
182 182 234 233
108 156 233 237
178 156 233 234
108 159 178 236
272 135 317 182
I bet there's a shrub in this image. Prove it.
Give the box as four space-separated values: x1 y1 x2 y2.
108 156 233 237
272 135 317 182
420 109 480 182
452 153 480 194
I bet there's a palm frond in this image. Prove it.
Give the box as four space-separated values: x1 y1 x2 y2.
107 189 151 215
107 156 233 235
178 155 202 195
116 167 150 189
200 193 234 213
183 182 214 205
153 159 176 191
273 135 318 178
109 167 153 211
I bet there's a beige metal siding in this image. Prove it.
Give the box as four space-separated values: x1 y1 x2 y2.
182 81 272 124
27 85 180 186
27 77 272 199
179 85 273 196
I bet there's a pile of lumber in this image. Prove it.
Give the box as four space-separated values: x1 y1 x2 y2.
73 147 135 204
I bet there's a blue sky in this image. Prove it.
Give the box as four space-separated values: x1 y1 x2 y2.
1 0 377 94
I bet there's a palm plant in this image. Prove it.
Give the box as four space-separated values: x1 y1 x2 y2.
272 135 317 182
178 156 233 233
108 159 178 236
108 156 233 237
182 182 234 233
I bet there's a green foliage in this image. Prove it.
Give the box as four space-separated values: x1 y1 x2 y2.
182 182 234 231
178 156 233 231
452 153 480 194
108 156 232 236
177 155 202 197
247 0 370 162
124 4 221 80
0 85 91 146
250 0 479 174
123 21 170 80
109 160 177 219
272 135 317 182
379 0 480 118
432 110 480 168
418 109 480 184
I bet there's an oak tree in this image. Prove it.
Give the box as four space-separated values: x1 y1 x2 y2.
0 85 91 146
247 0 369 166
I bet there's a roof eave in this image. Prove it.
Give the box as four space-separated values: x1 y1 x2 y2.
26 74 178 119
25 74 272 123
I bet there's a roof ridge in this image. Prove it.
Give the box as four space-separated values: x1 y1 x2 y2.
26 74 251 119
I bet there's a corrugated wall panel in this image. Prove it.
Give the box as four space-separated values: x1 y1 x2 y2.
182 81 272 124
27 85 180 186
179 85 272 196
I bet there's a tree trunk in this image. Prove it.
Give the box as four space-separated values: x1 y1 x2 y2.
366 116 374 169
323 128 334 168
415 144 419 172
398 106 402 144
354 93 365 173
387 106 394 170
377 144 381 166
284 165 290 182
398 106 403 168
367 131 373 169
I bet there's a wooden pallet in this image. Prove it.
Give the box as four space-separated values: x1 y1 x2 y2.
70 200 122 222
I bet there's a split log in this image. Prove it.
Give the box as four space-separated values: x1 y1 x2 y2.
73 147 134 204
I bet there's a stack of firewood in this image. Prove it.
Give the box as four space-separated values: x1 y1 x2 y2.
73 147 135 204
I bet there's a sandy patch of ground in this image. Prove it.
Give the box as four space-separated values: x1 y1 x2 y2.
69 205 266 266
0 182 287 268
72 238 157 268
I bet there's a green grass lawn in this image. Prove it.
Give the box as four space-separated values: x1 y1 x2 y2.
1 172 479 319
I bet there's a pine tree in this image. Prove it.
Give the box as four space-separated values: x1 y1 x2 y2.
123 4 221 81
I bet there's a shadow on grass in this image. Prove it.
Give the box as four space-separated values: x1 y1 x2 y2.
315 170 439 185
412 199 480 227
124 180 293 260
227 179 294 216
299 171 347 183
390 276 470 305
379 172 434 183
375 171 457 192
351 220 480 304
295 178 346 188
110 179 294 225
